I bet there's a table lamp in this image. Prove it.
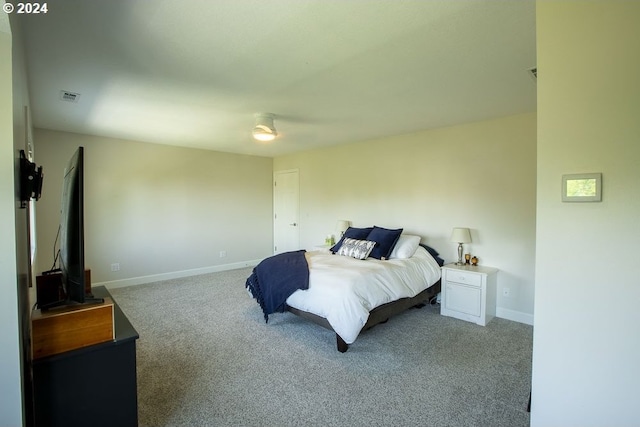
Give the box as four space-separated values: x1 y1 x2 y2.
335 220 351 237
450 227 471 265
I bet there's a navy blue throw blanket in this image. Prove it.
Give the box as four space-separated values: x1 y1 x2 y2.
245 250 309 322
419 244 445 266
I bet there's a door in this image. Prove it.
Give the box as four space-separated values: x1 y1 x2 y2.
273 169 300 254
445 283 482 317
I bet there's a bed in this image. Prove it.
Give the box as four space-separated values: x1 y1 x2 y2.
246 227 444 352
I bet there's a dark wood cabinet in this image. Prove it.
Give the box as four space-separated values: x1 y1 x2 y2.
32 286 139 427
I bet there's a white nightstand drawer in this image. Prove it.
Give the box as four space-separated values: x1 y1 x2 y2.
445 270 482 287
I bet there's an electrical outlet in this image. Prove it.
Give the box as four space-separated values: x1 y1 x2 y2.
503 287 510 297
110 263 120 272
219 251 227 258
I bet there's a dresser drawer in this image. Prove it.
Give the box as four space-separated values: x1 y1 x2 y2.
445 270 482 287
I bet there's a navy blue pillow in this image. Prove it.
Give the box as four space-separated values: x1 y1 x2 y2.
330 227 373 253
367 226 403 260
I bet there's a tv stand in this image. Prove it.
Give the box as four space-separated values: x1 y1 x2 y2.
39 296 105 311
84 296 104 304
32 286 139 427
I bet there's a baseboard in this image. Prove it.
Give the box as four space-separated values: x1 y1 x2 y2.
496 307 534 326
95 260 261 290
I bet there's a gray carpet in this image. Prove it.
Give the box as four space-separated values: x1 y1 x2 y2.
109 267 532 427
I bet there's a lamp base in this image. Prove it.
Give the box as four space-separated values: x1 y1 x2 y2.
456 242 464 266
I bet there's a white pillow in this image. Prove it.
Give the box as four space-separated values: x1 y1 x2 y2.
389 234 421 259
336 238 376 260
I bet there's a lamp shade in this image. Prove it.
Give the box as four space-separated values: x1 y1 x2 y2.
335 220 351 235
252 113 277 142
450 227 472 243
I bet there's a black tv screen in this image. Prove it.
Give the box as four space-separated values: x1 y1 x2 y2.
59 146 85 303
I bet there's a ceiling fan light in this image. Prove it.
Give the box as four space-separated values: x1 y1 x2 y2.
252 125 276 141
253 113 277 142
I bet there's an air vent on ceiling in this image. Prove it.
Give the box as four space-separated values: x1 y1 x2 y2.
60 90 80 103
528 67 537 82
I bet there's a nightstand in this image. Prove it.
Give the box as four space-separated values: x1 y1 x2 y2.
440 263 498 326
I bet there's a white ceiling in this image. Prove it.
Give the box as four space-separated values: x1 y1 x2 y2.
21 0 536 157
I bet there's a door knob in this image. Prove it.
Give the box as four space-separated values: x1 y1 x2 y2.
289 223 297 226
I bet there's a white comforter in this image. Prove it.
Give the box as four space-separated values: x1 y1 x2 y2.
285 246 441 344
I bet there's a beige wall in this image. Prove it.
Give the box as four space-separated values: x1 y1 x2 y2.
0 24 24 427
532 2 640 425
34 129 273 286
275 112 537 322
2 10 36 425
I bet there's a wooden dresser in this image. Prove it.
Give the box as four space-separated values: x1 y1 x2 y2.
32 286 139 427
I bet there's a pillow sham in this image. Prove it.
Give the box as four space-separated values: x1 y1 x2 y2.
367 226 403 260
336 238 376 260
330 226 373 253
389 234 421 259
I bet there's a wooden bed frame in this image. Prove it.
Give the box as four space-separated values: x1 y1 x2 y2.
287 280 441 352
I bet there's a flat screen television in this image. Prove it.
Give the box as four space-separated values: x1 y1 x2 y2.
59 146 86 303
41 146 102 309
